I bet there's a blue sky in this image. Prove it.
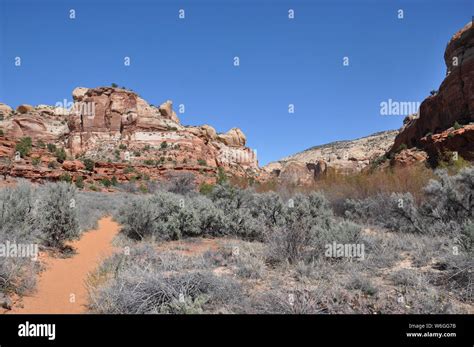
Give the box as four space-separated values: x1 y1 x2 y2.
0 0 472 165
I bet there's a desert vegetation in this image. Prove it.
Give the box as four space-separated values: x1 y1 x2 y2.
1 166 472 314
86 166 472 314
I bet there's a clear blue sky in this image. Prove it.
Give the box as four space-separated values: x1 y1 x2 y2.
0 0 472 165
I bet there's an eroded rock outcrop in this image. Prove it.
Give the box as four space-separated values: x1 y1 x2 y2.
0 86 259 186
263 130 398 184
390 22 474 162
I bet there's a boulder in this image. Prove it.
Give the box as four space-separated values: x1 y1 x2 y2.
217 128 246 147
16 104 34 114
62 160 86 171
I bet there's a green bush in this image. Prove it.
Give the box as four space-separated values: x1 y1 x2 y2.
453 121 462 130
75 176 84 189
119 144 127 150
31 157 41 166
59 173 73 183
124 166 135 174
197 159 207 166
101 178 112 188
82 158 95 172
216 167 227 184
15 137 32 158
47 143 57 153
55 147 67 162
199 183 214 195
160 141 168 150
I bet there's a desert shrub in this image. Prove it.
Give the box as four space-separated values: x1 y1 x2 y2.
216 167 227 185
46 143 56 153
54 147 67 162
304 164 435 212
190 196 225 236
208 184 265 240
250 288 325 314
95 244 207 279
118 191 184 240
248 191 284 227
199 183 214 195
118 144 127 150
345 192 423 233
59 173 73 183
421 168 473 223
0 181 36 237
35 183 79 248
31 157 40 166
160 141 168 150
111 176 118 186
0 129 4 136
345 167 474 234
345 274 378 296
118 192 226 240
166 172 196 195
15 137 32 158
210 242 266 279
389 269 427 288
197 158 207 166
75 176 84 189
265 192 361 264
0 254 38 296
88 268 243 314
82 158 95 172
267 218 361 265
101 178 112 188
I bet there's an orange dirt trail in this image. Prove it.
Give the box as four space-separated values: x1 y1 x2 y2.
11 217 119 314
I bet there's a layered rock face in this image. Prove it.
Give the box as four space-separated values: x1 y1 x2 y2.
390 22 474 162
0 87 259 185
263 130 398 185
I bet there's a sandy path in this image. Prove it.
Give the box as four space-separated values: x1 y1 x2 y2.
11 217 120 314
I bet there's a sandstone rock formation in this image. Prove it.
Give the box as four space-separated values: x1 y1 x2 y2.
0 86 259 187
390 22 474 163
263 130 398 184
